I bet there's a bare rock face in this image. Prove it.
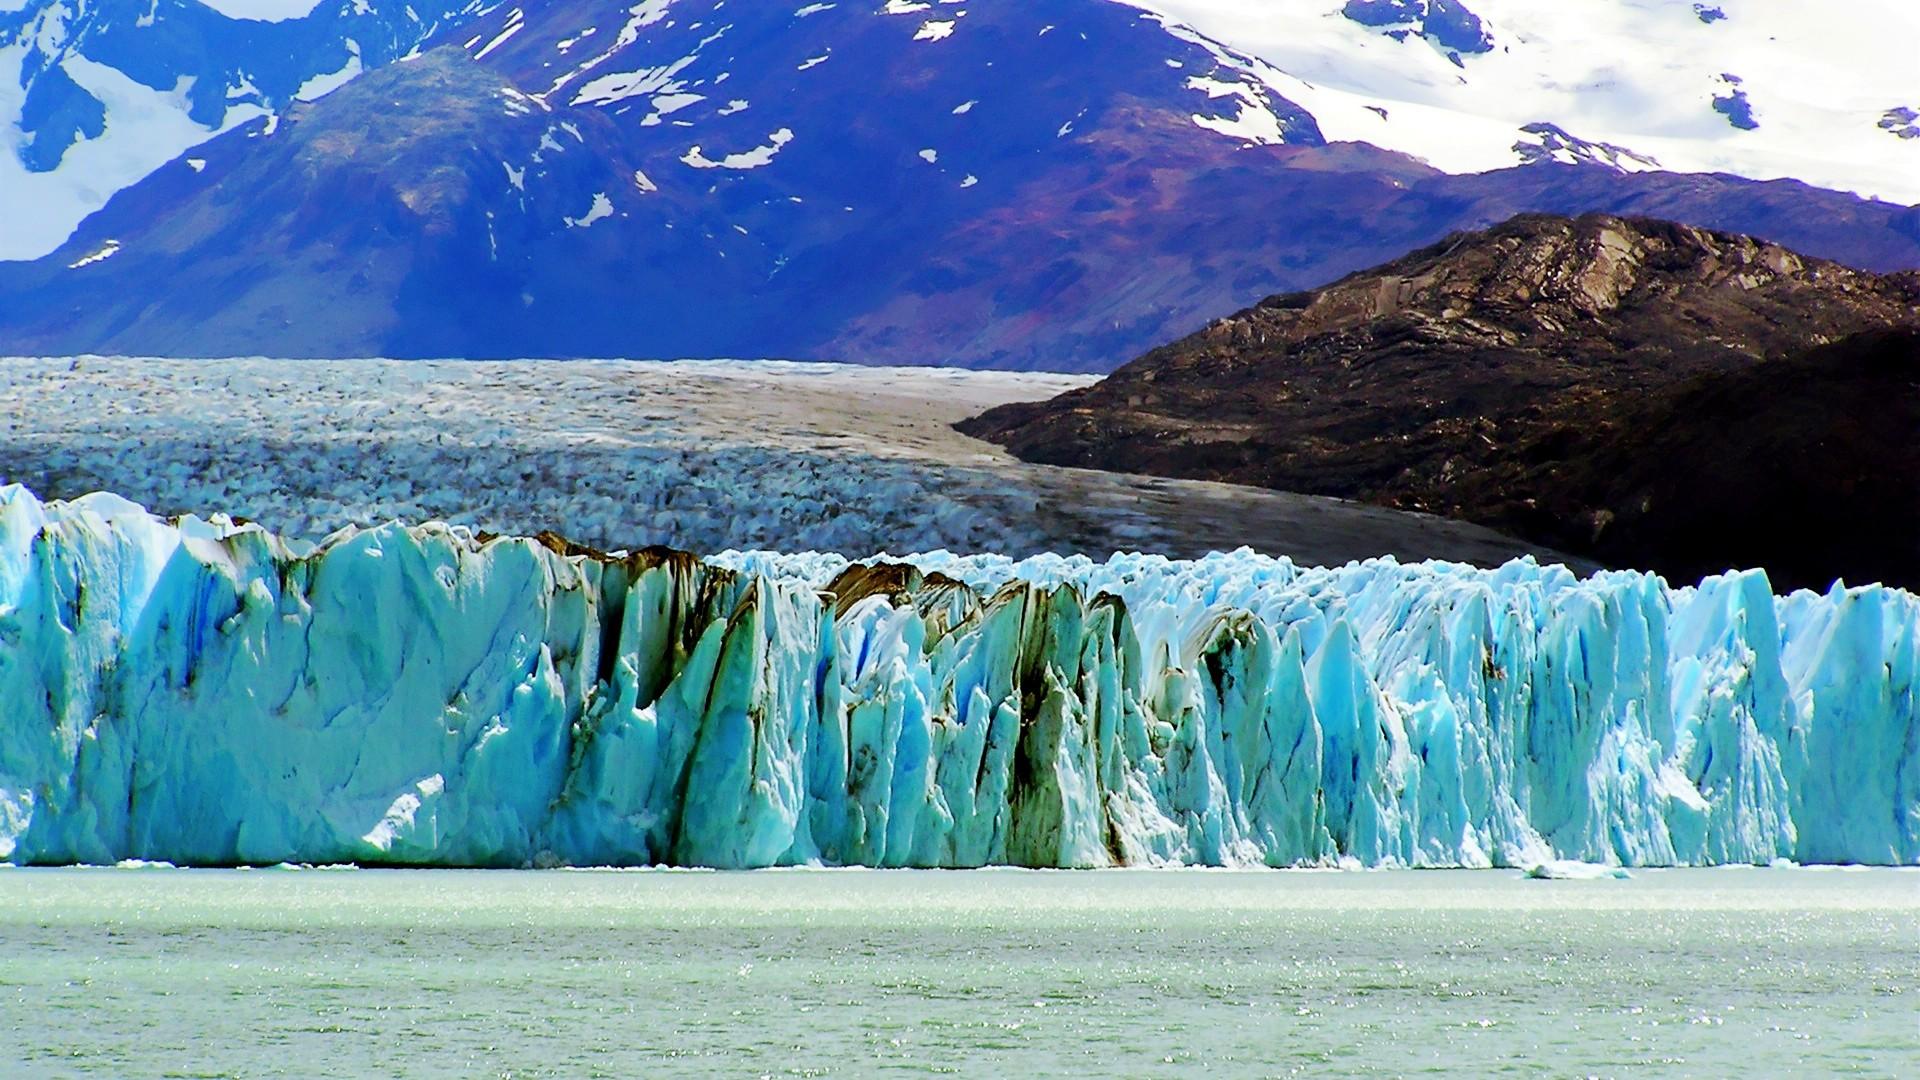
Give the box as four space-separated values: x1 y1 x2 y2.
1155 213 1902 367
961 213 1920 589
1473 328 1920 592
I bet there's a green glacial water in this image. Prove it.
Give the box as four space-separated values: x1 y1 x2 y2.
1 868 1915 1077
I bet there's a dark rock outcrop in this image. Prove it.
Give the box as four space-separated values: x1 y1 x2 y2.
962 213 1920 588
1476 328 1920 591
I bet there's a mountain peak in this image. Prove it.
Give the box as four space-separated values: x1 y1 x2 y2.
1242 211 1881 344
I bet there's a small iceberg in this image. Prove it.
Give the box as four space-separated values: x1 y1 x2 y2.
1525 861 1633 881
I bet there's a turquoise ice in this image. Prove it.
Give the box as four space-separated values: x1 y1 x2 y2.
0 487 1913 868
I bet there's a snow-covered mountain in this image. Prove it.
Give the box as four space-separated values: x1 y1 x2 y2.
0 0 483 260
2 0 1917 368
0 0 1327 262
9 0 1916 264
1132 0 1920 204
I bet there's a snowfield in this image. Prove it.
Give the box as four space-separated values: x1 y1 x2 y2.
0 357 1566 567
1132 0 1920 204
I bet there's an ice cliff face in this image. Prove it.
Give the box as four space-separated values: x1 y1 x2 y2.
1 487 1914 868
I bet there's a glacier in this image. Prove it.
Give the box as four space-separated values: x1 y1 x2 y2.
0 486 1914 869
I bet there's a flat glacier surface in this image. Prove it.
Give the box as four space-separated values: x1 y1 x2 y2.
0 357 1567 567
1 867 1915 1078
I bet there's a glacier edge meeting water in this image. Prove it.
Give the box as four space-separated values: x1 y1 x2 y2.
0 486 1913 870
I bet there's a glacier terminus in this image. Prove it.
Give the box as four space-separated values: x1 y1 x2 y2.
0 487 1914 870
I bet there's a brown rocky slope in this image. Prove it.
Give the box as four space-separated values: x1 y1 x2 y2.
960 213 1920 590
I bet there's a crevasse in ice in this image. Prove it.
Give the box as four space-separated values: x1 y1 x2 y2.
0 487 1913 868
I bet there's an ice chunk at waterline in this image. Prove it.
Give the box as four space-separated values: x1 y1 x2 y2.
0 487 1913 868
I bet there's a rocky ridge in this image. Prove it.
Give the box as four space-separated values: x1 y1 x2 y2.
962 213 1920 587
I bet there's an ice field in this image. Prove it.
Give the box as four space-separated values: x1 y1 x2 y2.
0 488 1912 868
0 357 1567 568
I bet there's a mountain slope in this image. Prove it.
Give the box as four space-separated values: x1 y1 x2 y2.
3 1 1920 369
1131 0 1920 204
0 2 1337 363
13 0 1917 267
0 0 475 260
1 48 665 357
961 213 1920 586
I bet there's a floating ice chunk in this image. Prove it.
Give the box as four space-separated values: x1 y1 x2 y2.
1525 860 1633 880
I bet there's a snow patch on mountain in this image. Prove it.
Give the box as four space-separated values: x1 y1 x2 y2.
0 0 466 260
1186 75 1291 143
471 5 522 61
681 127 793 170
1127 0 1920 204
64 236 116 266
192 0 322 22
294 38 360 101
1514 122 1660 172
568 52 698 107
0 41 268 259
563 190 612 228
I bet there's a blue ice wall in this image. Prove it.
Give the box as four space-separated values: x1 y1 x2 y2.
0 488 1914 868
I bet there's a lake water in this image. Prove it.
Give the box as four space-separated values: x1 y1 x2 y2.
1 868 1915 1077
